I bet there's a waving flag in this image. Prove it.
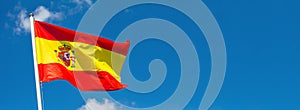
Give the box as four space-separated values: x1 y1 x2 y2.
34 21 129 91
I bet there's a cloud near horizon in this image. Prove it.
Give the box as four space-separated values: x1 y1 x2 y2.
78 98 121 110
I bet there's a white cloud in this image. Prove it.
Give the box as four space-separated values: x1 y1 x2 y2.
14 9 30 34
71 0 93 6
34 6 63 21
66 0 93 15
7 1 93 36
11 6 63 35
78 98 121 110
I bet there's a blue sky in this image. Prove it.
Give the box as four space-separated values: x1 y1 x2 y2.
1 0 300 110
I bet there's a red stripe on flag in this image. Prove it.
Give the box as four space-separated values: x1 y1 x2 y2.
38 63 127 91
34 21 130 55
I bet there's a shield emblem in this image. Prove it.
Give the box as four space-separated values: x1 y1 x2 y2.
58 51 71 67
55 44 75 68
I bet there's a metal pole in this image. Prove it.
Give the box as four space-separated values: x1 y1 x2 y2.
29 13 43 110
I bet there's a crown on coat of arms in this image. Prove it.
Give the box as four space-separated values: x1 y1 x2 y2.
58 44 71 52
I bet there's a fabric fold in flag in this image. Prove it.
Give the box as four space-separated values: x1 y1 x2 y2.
34 20 129 91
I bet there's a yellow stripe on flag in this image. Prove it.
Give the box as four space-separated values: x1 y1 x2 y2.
35 37 126 82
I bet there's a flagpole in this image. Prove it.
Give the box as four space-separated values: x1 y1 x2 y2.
29 13 43 110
